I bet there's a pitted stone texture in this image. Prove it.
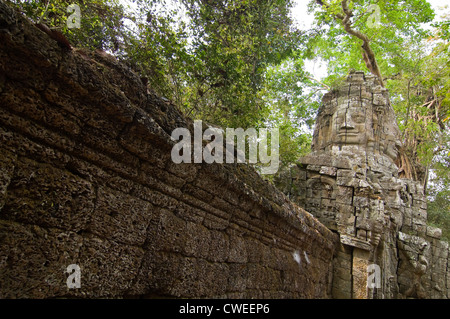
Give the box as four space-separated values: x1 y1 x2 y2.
0 1 337 299
276 71 450 299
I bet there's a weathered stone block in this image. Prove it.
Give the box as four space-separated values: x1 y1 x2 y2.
77 234 145 297
206 230 229 263
426 226 442 239
0 220 84 298
336 170 357 186
183 222 211 258
320 166 337 176
0 149 16 210
88 186 155 246
2 157 95 232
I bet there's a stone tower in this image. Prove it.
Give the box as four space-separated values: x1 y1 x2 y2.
276 71 450 299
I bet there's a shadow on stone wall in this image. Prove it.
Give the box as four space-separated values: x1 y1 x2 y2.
0 1 337 299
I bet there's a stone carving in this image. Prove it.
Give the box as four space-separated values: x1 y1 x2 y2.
276 71 450 299
398 232 430 299
0 0 448 298
311 71 402 161
291 71 401 254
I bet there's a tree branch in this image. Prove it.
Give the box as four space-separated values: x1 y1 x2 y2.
305 75 330 90
340 0 384 86
315 0 385 87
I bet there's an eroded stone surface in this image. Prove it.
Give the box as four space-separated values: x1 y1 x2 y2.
0 1 337 299
2 0 447 299
276 71 450 299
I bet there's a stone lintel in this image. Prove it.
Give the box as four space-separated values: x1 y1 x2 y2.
340 234 372 251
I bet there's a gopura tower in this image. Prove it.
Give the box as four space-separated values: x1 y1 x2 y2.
276 71 450 299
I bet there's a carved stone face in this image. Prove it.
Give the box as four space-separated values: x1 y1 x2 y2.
312 84 402 161
330 103 372 146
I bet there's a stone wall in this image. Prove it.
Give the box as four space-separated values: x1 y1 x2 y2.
276 71 450 299
0 1 338 298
